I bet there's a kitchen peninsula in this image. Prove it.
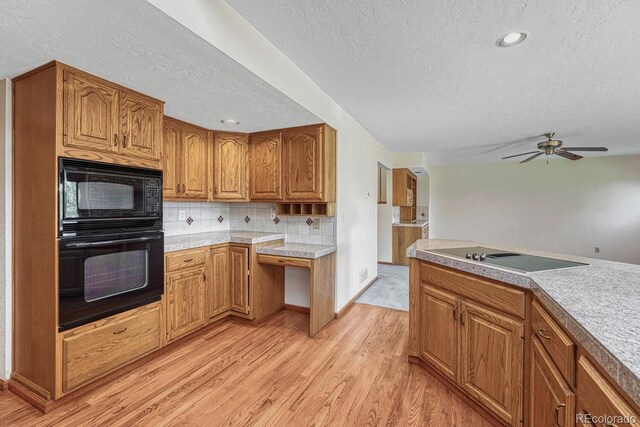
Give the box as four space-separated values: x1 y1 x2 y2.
407 239 640 426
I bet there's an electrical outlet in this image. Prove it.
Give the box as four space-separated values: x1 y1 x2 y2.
313 218 320 230
595 247 600 254
359 268 368 284
269 207 276 220
179 210 187 221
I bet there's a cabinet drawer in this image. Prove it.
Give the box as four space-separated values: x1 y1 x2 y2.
166 248 206 272
61 303 161 393
577 356 640 427
420 262 525 318
531 300 576 386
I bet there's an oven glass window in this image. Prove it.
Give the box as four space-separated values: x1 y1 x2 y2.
63 171 145 219
84 250 148 302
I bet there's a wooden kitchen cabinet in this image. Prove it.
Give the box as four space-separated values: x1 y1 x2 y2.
208 246 230 319
230 246 250 314
213 133 249 201
250 130 283 200
162 117 210 201
530 337 575 427
166 265 206 342
420 284 458 381
577 356 640 427
459 300 524 426
63 66 163 165
63 68 120 154
283 124 336 202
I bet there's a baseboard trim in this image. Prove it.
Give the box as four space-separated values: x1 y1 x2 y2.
9 374 52 413
408 356 506 427
284 304 310 314
335 275 379 318
377 261 394 265
0 378 8 391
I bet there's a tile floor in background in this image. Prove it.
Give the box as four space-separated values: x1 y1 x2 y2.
357 263 409 311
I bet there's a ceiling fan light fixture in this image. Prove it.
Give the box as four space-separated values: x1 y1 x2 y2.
496 32 527 47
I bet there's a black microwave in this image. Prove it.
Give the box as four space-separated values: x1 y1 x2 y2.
59 158 162 237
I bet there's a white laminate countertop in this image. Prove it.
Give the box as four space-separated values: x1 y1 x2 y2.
164 231 284 252
407 238 640 406
256 243 337 259
392 220 429 228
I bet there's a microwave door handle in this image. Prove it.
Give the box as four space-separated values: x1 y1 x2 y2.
63 235 161 248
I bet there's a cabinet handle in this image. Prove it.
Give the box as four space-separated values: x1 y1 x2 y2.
554 403 565 426
537 328 552 340
182 183 186 194
202 273 206 281
122 135 127 147
113 327 128 335
183 258 193 263
113 133 118 146
460 310 466 325
453 306 459 321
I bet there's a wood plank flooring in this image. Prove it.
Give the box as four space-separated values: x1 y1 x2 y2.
0 304 492 426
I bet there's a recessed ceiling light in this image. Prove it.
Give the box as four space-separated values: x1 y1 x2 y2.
496 32 527 47
220 118 240 125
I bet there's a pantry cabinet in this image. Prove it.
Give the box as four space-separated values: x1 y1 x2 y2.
162 117 210 201
212 133 249 201
63 66 163 165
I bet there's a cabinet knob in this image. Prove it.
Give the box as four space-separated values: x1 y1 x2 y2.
113 133 118 146
554 403 565 426
537 328 552 340
122 135 127 147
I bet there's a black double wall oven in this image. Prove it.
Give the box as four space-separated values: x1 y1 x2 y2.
58 158 164 331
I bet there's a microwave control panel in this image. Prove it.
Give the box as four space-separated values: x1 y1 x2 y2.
145 178 162 217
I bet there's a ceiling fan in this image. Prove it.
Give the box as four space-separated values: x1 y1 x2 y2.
501 132 608 163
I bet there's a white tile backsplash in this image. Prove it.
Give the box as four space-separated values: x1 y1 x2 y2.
163 202 337 245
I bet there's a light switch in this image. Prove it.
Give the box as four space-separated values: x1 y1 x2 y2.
179 210 187 221
313 218 321 229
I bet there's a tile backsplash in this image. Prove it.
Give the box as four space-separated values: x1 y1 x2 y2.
163 202 336 245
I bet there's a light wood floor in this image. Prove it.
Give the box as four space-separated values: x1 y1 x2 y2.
0 304 492 426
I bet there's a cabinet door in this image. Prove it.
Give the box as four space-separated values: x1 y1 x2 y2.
460 301 524 426
213 133 248 200
250 131 282 200
63 69 119 153
530 337 575 427
162 118 181 199
420 284 458 381
166 267 206 342
181 124 209 200
230 246 249 314
284 125 323 201
208 247 230 318
119 90 162 162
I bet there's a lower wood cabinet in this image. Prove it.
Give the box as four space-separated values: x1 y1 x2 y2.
420 284 458 381
230 246 250 314
208 246 230 319
166 264 206 342
459 300 524 426
530 337 575 427
577 356 640 427
60 302 161 394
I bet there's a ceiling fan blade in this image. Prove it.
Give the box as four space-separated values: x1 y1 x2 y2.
520 152 544 163
502 150 541 160
556 150 583 161
560 147 608 152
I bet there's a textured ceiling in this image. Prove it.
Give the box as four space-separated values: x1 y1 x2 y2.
0 0 319 132
228 0 640 164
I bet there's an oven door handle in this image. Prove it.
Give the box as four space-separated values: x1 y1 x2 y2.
62 235 162 248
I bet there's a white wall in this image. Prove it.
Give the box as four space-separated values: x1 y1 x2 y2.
377 167 393 262
148 0 393 310
0 79 11 380
430 155 640 265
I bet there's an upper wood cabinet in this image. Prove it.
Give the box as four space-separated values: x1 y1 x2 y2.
530 337 575 427
230 246 250 314
63 69 119 154
62 65 163 167
213 133 249 201
162 117 210 201
249 131 282 200
283 124 336 202
208 247 230 319
459 300 523 427
119 90 163 162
